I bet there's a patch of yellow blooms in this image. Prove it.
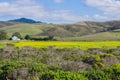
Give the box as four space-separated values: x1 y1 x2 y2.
14 41 120 50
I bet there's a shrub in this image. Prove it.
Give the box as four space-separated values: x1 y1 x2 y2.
40 71 88 80
0 30 8 40
84 69 110 80
107 64 120 80
24 35 31 40
82 55 104 69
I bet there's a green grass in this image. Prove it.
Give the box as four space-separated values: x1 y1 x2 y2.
111 31 120 36
0 44 5 48
63 32 120 41
0 24 54 37
41 27 74 37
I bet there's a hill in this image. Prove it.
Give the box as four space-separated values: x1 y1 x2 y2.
40 26 74 37
1 19 120 40
62 31 120 41
0 23 55 37
39 22 111 38
8 18 42 24
0 21 16 28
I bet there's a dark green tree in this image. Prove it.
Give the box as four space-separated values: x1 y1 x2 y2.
0 30 7 40
48 36 54 40
12 32 22 39
24 35 30 40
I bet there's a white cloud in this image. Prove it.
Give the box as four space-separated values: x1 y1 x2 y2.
86 0 120 20
48 10 91 22
54 0 64 3
93 14 108 20
1 0 118 23
0 0 92 23
0 0 46 19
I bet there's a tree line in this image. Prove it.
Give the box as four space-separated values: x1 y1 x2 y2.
0 30 55 41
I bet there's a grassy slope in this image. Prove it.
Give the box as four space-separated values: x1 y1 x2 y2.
62 32 120 41
1 21 120 41
0 21 16 28
41 26 74 37
0 21 113 37
0 23 55 37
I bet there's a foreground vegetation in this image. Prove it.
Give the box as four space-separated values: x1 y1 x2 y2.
0 41 120 80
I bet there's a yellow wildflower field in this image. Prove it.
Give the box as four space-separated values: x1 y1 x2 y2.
14 41 120 50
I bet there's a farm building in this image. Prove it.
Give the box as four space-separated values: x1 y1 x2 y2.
12 36 20 41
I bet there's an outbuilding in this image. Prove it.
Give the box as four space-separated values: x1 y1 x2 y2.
12 36 20 41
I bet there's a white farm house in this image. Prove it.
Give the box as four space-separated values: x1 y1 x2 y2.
12 36 20 41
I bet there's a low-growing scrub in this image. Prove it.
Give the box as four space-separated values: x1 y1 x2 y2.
0 42 120 80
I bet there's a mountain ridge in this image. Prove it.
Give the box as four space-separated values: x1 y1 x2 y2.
8 18 42 24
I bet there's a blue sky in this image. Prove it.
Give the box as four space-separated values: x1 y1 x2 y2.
0 0 120 23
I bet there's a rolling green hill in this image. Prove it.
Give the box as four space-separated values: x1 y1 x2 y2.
63 31 120 41
0 21 16 28
1 20 120 40
0 23 55 37
40 26 74 37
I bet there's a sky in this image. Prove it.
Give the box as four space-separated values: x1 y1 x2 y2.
0 0 120 23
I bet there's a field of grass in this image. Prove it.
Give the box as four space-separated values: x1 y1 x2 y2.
0 23 55 37
13 41 120 50
63 32 120 41
0 44 5 48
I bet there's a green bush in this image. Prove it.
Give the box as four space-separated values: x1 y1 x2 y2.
30 63 49 74
40 71 88 80
107 64 120 80
84 69 110 80
0 61 27 73
83 55 104 69
0 61 28 80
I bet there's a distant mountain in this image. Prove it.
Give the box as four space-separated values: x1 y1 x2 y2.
8 18 42 24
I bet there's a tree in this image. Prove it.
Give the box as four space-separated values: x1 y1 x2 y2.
48 36 54 40
0 30 7 40
24 35 30 40
12 32 22 39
